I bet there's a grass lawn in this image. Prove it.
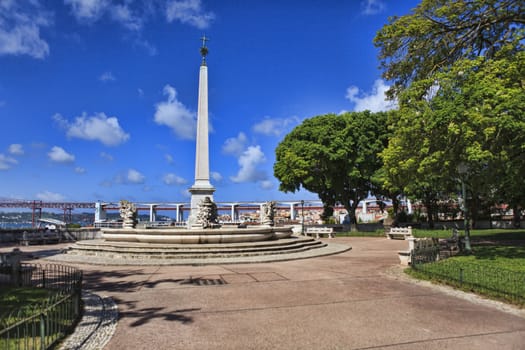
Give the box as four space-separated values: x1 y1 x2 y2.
340 227 525 240
413 228 525 240
452 245 525 272
411 228 525 271
406 241 525 305
0 287 57 319
1 287 77 350
337 230 385 237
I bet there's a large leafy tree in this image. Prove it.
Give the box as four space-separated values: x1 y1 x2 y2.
375 0 523 98
274 111 389 229
380 46 525 225
375 0 524 223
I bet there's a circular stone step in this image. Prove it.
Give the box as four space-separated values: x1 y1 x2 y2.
45 235 351 265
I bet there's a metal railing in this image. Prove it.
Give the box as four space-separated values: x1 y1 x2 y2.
410 246 441 265
411 250 525 304
0 263 83 350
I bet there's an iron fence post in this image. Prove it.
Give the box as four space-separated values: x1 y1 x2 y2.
40 312 45 350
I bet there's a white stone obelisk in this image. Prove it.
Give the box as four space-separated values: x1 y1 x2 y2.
188 36 215 227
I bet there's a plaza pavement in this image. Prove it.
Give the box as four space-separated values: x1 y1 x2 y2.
3 237 525 349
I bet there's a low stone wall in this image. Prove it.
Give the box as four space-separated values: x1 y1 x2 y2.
0 231 20 243
67 228 102 240
0 228 101 243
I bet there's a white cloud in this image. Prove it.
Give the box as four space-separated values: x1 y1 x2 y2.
259 180 274 190
361 0 386 15
222 132 247 156
0 1 52 59
8 144 24 155
153 84 196 140
127 168 145 184
0 100 5 107
166 0 215 29
0 154 17 170
64 0 109 22
163 173 187 185
65 0 143 31
345 79 397 112
48 146 75 163
65 0 212 33
110 4 143 31
138 88 144 97
36 190 65 201
134 37 157 56
100 151 113 161
210 171 222 182
64 1 157 55
230 145 267 183
54 112 130 146
75 166 86 174
164 154 174 164
252 116 300 137
99 71 116 82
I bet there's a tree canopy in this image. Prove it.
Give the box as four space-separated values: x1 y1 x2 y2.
273 0 524 226
374 0 524 98
274 111 389 228
376 0 524 225
380 47 524 223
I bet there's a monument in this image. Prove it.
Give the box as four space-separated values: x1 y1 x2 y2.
55 38 351 265
188 36 216 228
119 200 137 229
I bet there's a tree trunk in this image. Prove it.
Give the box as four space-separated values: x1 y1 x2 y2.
345 201 359 232
424 197 435 229
513 204 521 228
392 197 400 216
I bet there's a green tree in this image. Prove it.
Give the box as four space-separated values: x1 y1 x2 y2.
374 0 524 99
380 47 525 225
375 0 524 224
274 111 389 230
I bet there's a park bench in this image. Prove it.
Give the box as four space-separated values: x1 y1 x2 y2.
305 226 335 239
386 226 413 240
398 237 439 265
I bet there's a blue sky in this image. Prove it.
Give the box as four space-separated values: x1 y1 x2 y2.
0 0 419 203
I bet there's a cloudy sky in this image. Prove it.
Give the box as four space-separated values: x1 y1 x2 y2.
0 0 418 203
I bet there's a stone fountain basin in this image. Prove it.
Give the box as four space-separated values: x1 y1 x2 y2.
101 226 293 244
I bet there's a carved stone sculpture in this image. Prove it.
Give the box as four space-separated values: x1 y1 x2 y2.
261 201 276 226
119 200 137 229
195 196 220 229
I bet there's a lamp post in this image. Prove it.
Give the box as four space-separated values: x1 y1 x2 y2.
300 200 305 236
458 163 472 253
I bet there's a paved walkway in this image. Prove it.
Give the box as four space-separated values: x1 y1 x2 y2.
3 237 525 349
58 291 118 350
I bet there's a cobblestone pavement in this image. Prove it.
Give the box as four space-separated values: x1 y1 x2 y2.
58 291 118 350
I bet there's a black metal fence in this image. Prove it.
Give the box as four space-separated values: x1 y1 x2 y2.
0 263 83 350
410 246 440 265
411 249 525 305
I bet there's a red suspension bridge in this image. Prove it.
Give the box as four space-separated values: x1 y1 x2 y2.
0 200 95 227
